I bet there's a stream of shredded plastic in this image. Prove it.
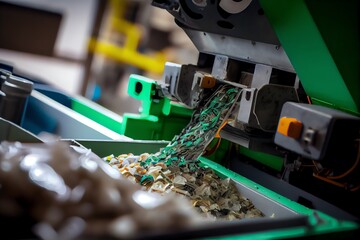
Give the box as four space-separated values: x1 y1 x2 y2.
105 85 264 220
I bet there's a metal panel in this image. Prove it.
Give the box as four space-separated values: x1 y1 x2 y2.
0 117 42 142
25 91 131 140
184 29 295 72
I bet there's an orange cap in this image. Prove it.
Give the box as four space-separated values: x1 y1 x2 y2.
277 117 303 139
200 75 216 88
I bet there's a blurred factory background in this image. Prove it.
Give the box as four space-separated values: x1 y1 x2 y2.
0 0 198 115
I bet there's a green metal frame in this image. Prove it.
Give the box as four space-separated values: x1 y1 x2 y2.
71 96 123 133
120 74 193 140
260 0 359 115
201 157 358 240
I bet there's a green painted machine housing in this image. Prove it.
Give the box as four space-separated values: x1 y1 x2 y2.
120 74 193 140
219 0 360 171
260 0 359 115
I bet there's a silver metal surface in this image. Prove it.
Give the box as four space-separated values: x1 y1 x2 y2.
175 64 203 108
28 91 131 140
184 29 295 73
251 64 272 89
211 55 248 88
161 62 182 100
220 79 248 89
211 55 229 80
190 71 203 107
0 117 42 142
237 88 256 125
220 127 250 148
235 64 273 129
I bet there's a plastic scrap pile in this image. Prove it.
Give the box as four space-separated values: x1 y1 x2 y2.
106 85 264 220
0 141 203 240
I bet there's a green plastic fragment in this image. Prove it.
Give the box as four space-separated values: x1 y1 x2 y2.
189 163 198 172
140 175 154 185
194 138 203 146
165 158 173 166
178 157 187 167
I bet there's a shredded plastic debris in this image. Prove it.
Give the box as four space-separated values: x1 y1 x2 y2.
105 85 264 220
106 153 264 220
142 85 240 167
0 141 203 239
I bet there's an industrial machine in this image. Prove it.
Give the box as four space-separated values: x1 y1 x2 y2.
0 0 360 239
125 0 360 222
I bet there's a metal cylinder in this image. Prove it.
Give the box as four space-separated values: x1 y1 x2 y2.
0 75 33 125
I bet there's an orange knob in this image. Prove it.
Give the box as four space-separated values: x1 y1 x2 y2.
277 117 303 139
